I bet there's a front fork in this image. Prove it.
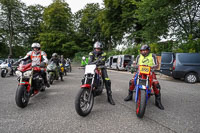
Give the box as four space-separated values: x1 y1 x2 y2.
135 74 150 103
18 69 33 94
84 74 95 102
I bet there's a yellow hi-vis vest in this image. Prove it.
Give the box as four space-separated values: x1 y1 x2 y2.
138 53 154 66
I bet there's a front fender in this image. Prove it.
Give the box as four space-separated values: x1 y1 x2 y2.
80 84 91 89
18 81 31 92
135 85 148 103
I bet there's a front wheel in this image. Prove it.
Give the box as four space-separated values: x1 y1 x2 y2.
75 88 94 116
1 69 7 78
49 73 54 84
15 85 30 108
136 89 147 118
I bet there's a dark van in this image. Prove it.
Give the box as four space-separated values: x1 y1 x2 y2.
160 52 200 83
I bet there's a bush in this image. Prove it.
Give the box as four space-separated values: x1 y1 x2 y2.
73 52 89 62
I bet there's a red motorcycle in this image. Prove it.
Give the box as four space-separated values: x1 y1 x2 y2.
15 60 46 108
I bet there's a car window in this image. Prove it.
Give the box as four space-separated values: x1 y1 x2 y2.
124 56 131 60
161 53 173 63
178 54 200 64
113 58 117 63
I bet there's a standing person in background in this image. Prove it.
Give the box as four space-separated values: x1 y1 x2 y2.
5 55 14 75
66 58 72 72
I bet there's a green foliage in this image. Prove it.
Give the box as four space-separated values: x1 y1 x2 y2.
73 3 102 53
0 0 199 59
106 50 121 58
39 0 76 58
134 0 174 42
99 0 139 49
122 45 141 57
73 52 89 62
23 4 44 47
0 0 25 56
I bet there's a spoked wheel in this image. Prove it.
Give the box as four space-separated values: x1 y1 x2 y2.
15 85 30 108
75 88 94 116
136 89 147 118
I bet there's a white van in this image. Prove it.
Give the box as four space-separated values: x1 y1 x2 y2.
105 55 134 71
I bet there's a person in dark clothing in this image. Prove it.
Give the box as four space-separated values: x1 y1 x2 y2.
88 41 115 105
60 55 66 65
49 53 61 80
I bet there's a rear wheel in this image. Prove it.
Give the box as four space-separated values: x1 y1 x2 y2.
15 85 30 108
185 73 198 83
136 89 147 118
75 88 94 116
96 79 104 96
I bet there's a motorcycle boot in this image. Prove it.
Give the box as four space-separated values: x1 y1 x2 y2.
105 80 115 105
124 90 133 101
155 93 164 110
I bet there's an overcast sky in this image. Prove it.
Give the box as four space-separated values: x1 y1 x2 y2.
20 0 103 13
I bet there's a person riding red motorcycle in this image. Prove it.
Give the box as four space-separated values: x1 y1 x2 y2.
19 43 50 87
124 45 164 110
89 41 115 105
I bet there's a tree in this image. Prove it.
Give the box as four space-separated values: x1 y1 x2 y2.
170 0 200 41
0 0 25 56
73 3 102 52
23 4 44 48
99 0 139 50
39 0 76 58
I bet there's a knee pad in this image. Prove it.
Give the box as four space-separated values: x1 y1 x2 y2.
155 83 161 90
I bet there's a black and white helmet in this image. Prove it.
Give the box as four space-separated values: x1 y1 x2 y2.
93 41 103 49
52 53 58 57
140 44 150 51
31 43 41 49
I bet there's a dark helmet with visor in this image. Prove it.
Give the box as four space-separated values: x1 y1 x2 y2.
140 45 150 57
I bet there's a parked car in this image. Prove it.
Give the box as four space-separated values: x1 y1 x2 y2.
160 52 200 83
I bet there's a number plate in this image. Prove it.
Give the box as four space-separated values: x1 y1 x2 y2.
139 66 150 74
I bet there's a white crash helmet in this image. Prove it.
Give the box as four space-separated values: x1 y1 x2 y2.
31 43 41 50
82 56 86 60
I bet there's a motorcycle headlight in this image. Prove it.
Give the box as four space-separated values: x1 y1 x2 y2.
23 70 32 77
141 85 146 89
16 71 22 77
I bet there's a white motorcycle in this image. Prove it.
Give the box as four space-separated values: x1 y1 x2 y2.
0 62 11 78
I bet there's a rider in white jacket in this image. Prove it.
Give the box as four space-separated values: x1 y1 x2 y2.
21 43 50 87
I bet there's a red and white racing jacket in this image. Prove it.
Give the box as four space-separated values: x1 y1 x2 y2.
23 51 48 66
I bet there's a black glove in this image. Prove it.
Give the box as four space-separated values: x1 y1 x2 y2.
40 62 46 68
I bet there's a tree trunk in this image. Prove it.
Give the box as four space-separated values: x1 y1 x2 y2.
8 10 13 56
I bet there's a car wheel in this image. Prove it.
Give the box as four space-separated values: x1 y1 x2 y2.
185 73 198 83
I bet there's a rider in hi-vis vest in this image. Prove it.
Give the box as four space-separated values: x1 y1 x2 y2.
21 43 50 87
124 45 164 110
